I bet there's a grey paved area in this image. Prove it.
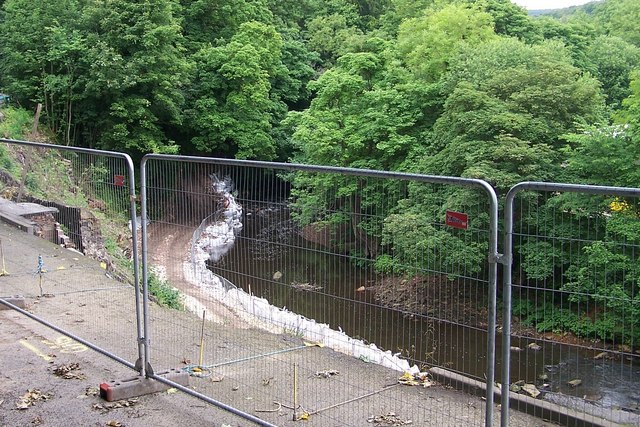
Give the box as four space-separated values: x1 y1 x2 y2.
0 222 558 426
0 197 58 217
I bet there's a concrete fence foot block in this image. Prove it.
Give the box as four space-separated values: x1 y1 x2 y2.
100 368 189 402
0 297 26 310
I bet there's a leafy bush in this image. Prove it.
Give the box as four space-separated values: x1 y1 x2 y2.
518 241 561 281
511 297 535 320
511 295 639 345
533 307 578 334
373 254 396 274
377 211 485 277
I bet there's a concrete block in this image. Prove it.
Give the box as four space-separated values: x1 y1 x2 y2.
100 368 189 402
0 211 36 234
0 297 26 310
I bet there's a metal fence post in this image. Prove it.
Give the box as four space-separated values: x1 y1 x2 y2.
501 185 518 427
140 156 151 376
484 184 500 427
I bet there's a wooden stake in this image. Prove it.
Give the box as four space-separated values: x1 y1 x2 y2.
199 310 206 367
293 363 298 421
0 239 8 276
31 103 42 137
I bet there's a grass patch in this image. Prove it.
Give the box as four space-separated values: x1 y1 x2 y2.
0 107 32 139
148 269 182 310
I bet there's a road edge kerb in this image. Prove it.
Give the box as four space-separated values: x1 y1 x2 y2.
429 367 621 427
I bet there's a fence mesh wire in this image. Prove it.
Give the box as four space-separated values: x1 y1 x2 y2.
0 140 139 366
505 188 640 426
143 157 496 426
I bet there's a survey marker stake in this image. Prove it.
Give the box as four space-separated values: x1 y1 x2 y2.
293 363 298 421
0 239 8 276
199 310 206 368
34 254 45 296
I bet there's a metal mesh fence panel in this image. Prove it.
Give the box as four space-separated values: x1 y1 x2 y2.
0 139 141 368
502 183 640 426
142 155 501 426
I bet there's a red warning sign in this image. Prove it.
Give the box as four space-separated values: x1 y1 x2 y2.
445 210 468 230
114 174 125 187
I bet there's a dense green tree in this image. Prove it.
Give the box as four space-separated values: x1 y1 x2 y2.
300 0 370 68
542 0 602 19
379 0 434 35
180 0 272 48
310 0 363 27
266 0 310 28
534 15 598 69
185 22 284 159
596 0 640 47
585 35 640 109
289 41 427 170
618 70 640 134
397 3 496 81
350 0 390 20
268 28 318 159
427 38 605 172
389 0 432 20
304 13 362 67
79 0 188 155
563 125 639 188
468 0 540 42
271 28 319 108
43 26 90 144
0 0 84 141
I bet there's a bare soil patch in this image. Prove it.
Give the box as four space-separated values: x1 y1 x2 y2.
372 275 488 327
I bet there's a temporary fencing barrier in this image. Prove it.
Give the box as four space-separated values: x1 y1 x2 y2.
140 155 500 426
0 138 144 372
501 182 640 427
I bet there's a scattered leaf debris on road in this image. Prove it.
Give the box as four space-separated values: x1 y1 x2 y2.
93 398 139 414
314 369 339 378
52 362 86 379
397 371 433 387
15 389 52 410
367 412 412 425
